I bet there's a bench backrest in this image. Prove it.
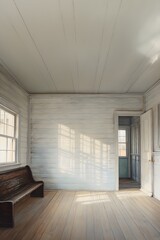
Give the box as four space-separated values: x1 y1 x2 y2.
0 166 34 200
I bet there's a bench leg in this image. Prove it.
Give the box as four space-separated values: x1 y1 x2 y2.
31 185 44 198
0 202 14 228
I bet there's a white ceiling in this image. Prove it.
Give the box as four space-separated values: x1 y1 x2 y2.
0 0 160 93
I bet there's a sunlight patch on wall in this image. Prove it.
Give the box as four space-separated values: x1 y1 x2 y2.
58 124 75 174
58 124 112 187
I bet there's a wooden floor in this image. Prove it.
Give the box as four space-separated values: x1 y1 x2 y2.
1 190 160 240
119 178 140 189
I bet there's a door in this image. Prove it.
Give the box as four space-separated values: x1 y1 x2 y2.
131 120 141 183
118 127 130 178
141 110 153 196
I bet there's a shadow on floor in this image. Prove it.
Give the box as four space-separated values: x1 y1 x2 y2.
119 178 140 190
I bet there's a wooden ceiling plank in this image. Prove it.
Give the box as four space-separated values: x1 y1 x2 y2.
100 0 160 93
0 0 57 93
15 0 74 92
97 0 122 93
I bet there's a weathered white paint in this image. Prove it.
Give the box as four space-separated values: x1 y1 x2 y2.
0 70 29 171
145 82 160 200
30 94 143 190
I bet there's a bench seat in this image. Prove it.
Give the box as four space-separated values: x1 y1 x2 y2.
0 166 44 227
1 182 43 203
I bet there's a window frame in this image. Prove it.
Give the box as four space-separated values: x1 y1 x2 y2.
118 127 130 158
118 129 127 157
0 102 19 167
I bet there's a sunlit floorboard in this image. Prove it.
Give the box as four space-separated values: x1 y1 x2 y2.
0 190 160 240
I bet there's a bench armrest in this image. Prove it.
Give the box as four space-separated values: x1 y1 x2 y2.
0 201 14 227
0 200 13 204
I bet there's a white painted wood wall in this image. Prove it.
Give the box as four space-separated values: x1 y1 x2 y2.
30 94 143 190
145 83 160 200
0 71 29 170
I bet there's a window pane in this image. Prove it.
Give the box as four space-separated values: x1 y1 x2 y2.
5 112 15 126
0 106 17 165
118 130 126 143
7 151 14 163
0 137 7 150
119 136 126 142
12 151 15 162
118 143 126 157
6 125 14 137
7 138 15 151
0 123 5 135
0 123 14 137
0 151 6 163
0 109 5 123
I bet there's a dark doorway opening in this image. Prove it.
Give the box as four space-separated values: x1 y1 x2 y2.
118 116 141 189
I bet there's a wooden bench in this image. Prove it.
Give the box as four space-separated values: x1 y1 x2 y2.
0 165 44 228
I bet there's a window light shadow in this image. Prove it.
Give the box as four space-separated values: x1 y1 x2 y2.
58 124 113 188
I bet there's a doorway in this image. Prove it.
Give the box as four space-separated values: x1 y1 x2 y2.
118 116 141 189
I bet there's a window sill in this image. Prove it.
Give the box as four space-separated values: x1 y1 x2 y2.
0 163 22 171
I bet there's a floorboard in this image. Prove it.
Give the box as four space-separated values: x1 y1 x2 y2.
0 190 160 240
119 178 140 189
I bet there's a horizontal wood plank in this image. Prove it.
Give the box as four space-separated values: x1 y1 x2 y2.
30 94 143 190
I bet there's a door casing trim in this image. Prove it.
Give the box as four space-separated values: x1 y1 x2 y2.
114 111 143 190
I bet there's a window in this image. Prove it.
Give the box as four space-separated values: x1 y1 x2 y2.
0 106 18 165
118 129 127 157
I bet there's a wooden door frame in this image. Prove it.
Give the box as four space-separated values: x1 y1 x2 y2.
114 111 143 191
140 109 153 196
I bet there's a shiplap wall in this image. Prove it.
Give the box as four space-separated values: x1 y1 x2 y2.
0 71 29 170
145 82 160 200
30 94 143 190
